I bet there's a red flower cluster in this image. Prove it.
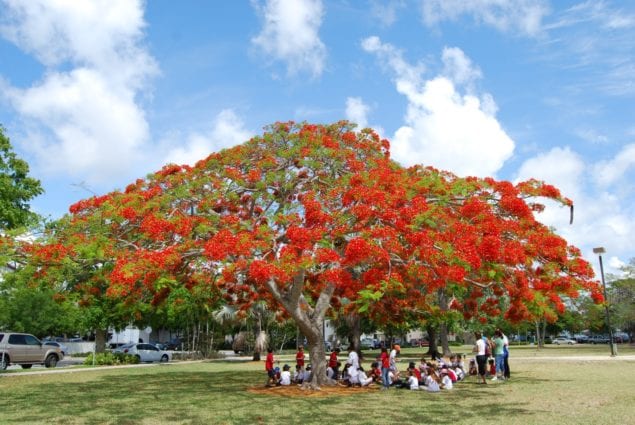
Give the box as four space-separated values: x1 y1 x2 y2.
248 260 288 284
140 215 175 239
204 229 238 260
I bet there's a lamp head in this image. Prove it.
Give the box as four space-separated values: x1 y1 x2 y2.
593 247 606 254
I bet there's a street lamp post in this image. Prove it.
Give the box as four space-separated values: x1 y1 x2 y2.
592 247 617 357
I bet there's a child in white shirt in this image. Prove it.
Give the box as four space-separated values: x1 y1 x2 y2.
279 364 291 386
425 370 441 392
440 369 453 389
408 370 419 390
358 367 374 386
302 365 312 383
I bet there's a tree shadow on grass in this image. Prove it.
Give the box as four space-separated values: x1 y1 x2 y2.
0 369 557 424
1 369 257 424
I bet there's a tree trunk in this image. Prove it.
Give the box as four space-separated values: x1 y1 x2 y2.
266 272 334 388
438 288 451 356
95 328 107 353
252 314 262 361
426 325 440 358
439 323 451 356
535 319 546 348
345 313 361 355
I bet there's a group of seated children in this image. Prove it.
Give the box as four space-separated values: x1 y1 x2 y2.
338 353 466 391
266 346 468 391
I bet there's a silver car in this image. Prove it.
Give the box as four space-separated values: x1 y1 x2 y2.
113 343 171 363
0 332 63 370
43 341 69 357
553 337 577 345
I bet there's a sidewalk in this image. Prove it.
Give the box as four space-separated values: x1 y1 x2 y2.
0 359 205 378
512 355 635 361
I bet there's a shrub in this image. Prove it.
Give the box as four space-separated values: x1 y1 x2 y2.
83 352 139 366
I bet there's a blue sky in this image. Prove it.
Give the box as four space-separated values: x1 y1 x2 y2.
0 0 633 274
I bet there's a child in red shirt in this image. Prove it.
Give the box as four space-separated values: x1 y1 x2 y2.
265 348 275 386
329 348 340 379
296 346 305 371
380 347 391 389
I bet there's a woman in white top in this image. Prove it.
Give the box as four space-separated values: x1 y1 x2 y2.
473 331 487 384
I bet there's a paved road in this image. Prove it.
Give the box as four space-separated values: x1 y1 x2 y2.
3 356 85 372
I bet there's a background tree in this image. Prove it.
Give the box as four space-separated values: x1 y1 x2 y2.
0 126 43 231
0 271 83 336
608 259 635 342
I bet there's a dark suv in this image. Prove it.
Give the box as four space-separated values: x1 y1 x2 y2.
0 332 63 370
588 335 610 344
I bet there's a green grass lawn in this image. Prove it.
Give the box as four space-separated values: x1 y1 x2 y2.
1 346 634 425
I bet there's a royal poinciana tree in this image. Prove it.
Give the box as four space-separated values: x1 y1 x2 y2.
16 122 602 387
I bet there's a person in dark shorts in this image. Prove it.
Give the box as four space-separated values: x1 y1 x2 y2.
473 332 487 384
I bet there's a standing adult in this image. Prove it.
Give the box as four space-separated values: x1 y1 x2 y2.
389 343 400 382
347 346 360 385
492 330 505 380
498 328 511 379
472 332 487 384
380 347 390 390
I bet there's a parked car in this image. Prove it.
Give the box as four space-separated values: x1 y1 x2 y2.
0 332 63 370
360 338 374 349
588 335 610 344
552 337 577 345
43 341 69 357
574 335 589 343
164 337 182 351
113 343 171 363
150 341 168 351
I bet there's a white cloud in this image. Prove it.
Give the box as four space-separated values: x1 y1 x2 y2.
362 37 514 177
370 0 405 27
516 146 585 201
162 110 253 166
421 0 550 37
576 128 609 144
441 46 482 88
5 69 148 181
0 0 156 186
0 0 153 87
251 0 326 78
546 1 635 31
345 97 370 129
593 143 635 187
515 146 635 275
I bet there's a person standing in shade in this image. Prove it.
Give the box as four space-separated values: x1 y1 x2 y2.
380 347 391 390
389 343 400 383
472 332 487 384
265 348 276 387
498 328 511 379
346 346 360 385
492 330 505 381
295 345 305 372
329 348 340 380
